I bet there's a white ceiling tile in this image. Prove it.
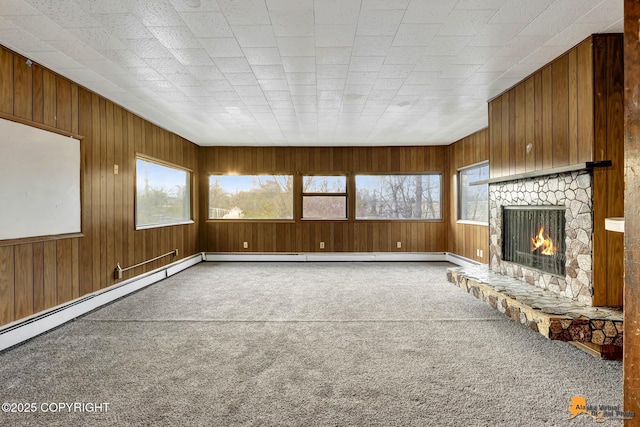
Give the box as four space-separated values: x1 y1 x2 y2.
25 0 102 28
542 22 605 48
125 38 172 58
240 95 269 105
202 38 243 57
67 26 125 50
8 14 74 41
232 25 277 47
264 90 291 101
356 10 404 37
424 36 473 56
0 27 56 51
349 56 385 72
243 47 282 65
452 45 501 64
317 78 346 90
127 65 164 81
147 26 200 49
317 64 349 79
455 0 508 9
496 35 545 57
439 64 481 79
405 71 438 85
171 48 214 66
285 72 316 85
372 78 404 91
45 38 101 60
259 79 289 91
252 64 286 79
393 24 439 46
166 71 206 87
213 91 240 101
266 0 313 11
186 65 225 80
28 50 83 70
477 54 518 72
218 0 271 25
362 0 410 10
520 0 601 39
281 56 315 72
290 85 316 95
91 13 151 39
0 0 39 15
489 0 554 24
377 64 414 78
214 57 252 72
169 0 220 12
314 0 361 25
402 0 455 24
225 72 258 85
315 25 356 47
437 9 496 36
145 57 187 75
180 12 233 37
346 71 378 85
384 47 428 64
368 90 397 100
80 0 130 14
463 71 502 85
234 85 264 96
207 80 234 91
125 0 184 27
277 36 315 56
269 9 314 37
469 23 523 46
344 84 372 96
316 47 352 64
353 36 393 56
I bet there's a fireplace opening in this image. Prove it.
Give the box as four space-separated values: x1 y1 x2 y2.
502 206 566 277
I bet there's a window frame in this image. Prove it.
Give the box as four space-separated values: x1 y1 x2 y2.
457 161 489 226
354 173 443 221
135 154 194 230
207 174 295 222
301 174 349 221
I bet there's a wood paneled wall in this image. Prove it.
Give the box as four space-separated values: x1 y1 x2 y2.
488 37 594 178
200 146 448 253
447 129 489 263
487 34 624 307
0 46 200 328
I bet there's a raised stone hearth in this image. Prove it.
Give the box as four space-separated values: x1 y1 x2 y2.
447 265 623 358
489 170 593 305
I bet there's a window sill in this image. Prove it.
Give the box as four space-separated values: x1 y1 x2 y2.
135 220 194 230
456 220 489 226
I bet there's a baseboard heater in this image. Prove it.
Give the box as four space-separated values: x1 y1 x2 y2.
205 252 482 267
0 253 203 353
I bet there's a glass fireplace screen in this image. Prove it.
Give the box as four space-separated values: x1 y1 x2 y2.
502 206 566 276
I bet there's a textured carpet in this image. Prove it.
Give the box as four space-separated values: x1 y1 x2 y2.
0 262 623 426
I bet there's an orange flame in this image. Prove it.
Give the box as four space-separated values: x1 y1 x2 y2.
531 226 557 255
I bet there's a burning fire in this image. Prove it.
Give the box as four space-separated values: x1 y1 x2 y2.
531 226 557 255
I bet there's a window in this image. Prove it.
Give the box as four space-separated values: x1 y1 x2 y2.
136 157 192 229
458 162 489 223
209 175 293 219
355 174 442 220
302 176 347 219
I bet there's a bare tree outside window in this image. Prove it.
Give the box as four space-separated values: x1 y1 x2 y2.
302 176 347 219
209 175 293 219
458 163 489 223
355 175 442 220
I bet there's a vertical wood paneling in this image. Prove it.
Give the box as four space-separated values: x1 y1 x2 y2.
0 47 13 114
13 55 32 120
552 55 570 167
0 45 201 328
0 246 15 325
577 40 594 162
14 244 34 320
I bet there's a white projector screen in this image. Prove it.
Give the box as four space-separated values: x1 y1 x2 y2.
0 117 81 241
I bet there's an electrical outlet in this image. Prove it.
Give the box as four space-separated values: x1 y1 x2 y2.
113 164 119 175
396 241 402 249
319 242 325 249
243 242 248 249
476 249 480 256
479 249 483 258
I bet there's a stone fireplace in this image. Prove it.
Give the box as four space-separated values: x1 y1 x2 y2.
489 171 593 305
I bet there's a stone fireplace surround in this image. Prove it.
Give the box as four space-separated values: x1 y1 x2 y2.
489 170 593 305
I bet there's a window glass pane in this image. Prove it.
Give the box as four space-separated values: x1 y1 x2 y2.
302 196 347 219
356 175 442 220
459 163 489 222
209 175 293 219
303 176 346 193
136 158 191 228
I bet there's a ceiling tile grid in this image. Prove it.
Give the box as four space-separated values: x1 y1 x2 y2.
0 0 622 146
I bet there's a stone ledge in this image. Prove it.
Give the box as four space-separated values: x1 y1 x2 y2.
447 265 623 348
